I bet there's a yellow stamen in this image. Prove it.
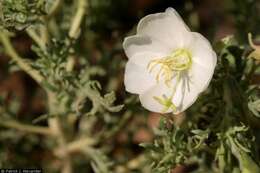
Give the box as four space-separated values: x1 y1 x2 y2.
147 48 192 113
147 48 192 87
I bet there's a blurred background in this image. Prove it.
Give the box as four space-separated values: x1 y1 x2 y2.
0 0 260 172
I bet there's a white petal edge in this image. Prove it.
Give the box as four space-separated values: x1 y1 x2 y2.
165 7 190 31
170 59 216 114
188 61 215 93
139 75 204 114
172 76 200 114
124 60 156 94
123 35 170 58
129 51 167 69
136 7 191 48
188 32 217 70
139 83 174 113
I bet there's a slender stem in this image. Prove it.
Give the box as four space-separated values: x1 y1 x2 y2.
55 137 96 155
56 113 132 155
26 27 46 50
49 118 72 173
39 6 73 172
0 120 53 136
0 32 44 84
47 0 63 18
40 17 49 45
68 0 87 38
66 0 87 72
47 92 72 173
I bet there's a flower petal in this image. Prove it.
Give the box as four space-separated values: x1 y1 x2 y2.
137 7 190 48
188 32 217 69
172 76 200 113
123 35 170 58
139 75 202 114
129 51 166 68
139 83 174 113
123 8 217 114
188 62 215 92
124 61 156 94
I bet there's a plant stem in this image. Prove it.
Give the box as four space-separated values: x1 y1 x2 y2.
0 31 44 84
39 7 73 172
49 117 72 173
68 0 87 38
55 137 96 155
26 27 46 50
0 120 53 136
47 0 63 18
47 92 72 173
66 0 87 71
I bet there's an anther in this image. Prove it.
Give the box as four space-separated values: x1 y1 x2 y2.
147 48 192 113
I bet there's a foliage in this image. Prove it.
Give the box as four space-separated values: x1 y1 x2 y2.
0 0 259 173
142 35 260 173
0 0 47 30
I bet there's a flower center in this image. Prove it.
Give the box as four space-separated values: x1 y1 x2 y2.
147 48 192 113
147 48 192 87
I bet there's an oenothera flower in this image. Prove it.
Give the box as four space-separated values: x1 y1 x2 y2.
123 8 217 114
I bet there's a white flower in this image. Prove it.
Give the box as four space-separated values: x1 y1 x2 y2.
123 7 217 114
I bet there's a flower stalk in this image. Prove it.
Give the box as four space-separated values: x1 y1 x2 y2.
26 27 46 50
0 120 53 136
0 31 44 84
69 0 87 39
